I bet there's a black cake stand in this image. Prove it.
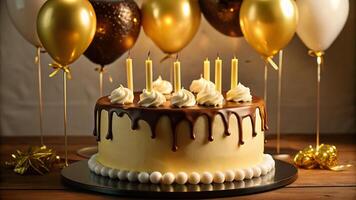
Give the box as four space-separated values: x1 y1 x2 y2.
61 159 297 198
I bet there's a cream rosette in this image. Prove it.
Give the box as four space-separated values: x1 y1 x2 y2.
189 76 211 94
196 81 224 107
138 89 166 107
152 76 173 97
171 88 196 108
109 85 134 104
226 83 252 102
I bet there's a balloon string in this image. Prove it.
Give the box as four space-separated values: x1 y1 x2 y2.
63 70 68 167
94 66 113 96
266 57 279 70
276 50 283 154
316 55 322 148
35 47 44 146
308 50 324 148
48 61 71 167
99 67 103 97
264 62 268 105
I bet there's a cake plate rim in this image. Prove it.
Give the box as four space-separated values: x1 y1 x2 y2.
61 159 298 198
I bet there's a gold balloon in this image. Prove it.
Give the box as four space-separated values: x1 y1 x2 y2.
142 0 201 54
240 0 298 58
37 0 97 66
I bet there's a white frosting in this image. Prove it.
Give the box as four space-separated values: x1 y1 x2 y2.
226 83 252 102
252 166 262 177
188 172 200 184
118 170 128 180
152 76 173 95
225 170 235 182
171 88 196 108
213 171 225 183
189 76 210 93
196 81 224 107
243 168 254 179
100 167 109 177
138 89 166 107
201 172 213 184
138 172 150 183
109 85 134 104
94 165 101 174
88 154 275 185
235 169 245 181
150 171 162 184
162 172 175 185
176 172 188 184
127 171 139 182
108 169 118 179
259 164 269 176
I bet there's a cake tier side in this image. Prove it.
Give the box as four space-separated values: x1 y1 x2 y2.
95 99 267 174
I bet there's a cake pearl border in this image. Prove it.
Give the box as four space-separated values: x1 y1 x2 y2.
88 154 275 185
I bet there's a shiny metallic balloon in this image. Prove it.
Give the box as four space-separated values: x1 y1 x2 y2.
84 0 141 66
240 0 298 58
37 0 97 66
6 0 46 47
141 0 201 54
200 0 243 37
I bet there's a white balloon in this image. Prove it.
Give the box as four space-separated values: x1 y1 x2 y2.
296 0 349 52
6 0 46 47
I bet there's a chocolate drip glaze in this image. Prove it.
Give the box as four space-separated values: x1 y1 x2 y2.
93 93 268 151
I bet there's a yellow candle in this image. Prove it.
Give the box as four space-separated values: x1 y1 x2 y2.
231 57 238 89
126 57 133 91
173 59 181 93
203 58 210 81
215 56 222 93
145 56 153 92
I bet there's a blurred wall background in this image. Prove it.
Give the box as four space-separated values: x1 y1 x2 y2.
0 0 355 136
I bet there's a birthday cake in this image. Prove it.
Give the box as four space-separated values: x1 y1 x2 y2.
88 72 275 185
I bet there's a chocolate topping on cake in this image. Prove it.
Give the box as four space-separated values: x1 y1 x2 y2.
93 93 268 151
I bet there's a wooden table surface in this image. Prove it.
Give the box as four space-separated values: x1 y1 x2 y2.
0 134 355 200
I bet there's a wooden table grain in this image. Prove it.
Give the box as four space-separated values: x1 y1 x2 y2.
1 134 355 200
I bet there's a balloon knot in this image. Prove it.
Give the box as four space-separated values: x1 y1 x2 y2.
49 63 72 80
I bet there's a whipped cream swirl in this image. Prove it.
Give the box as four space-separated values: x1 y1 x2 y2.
138 89 166 107
152 76 173 95
171 88 196 108
189 76 211 94
109 85 134 104
226 83 252 102
196 81 224 107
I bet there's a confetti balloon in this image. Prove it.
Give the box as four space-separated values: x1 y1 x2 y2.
84 0 141 66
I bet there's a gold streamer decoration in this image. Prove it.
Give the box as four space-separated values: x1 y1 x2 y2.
49 63 72 80
294 144 352 171
4 146 60 175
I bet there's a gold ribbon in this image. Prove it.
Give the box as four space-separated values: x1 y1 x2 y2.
49 63 72 80
160 53 175 63
294 144 352 171
4 145 61 175
264 56 279 70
